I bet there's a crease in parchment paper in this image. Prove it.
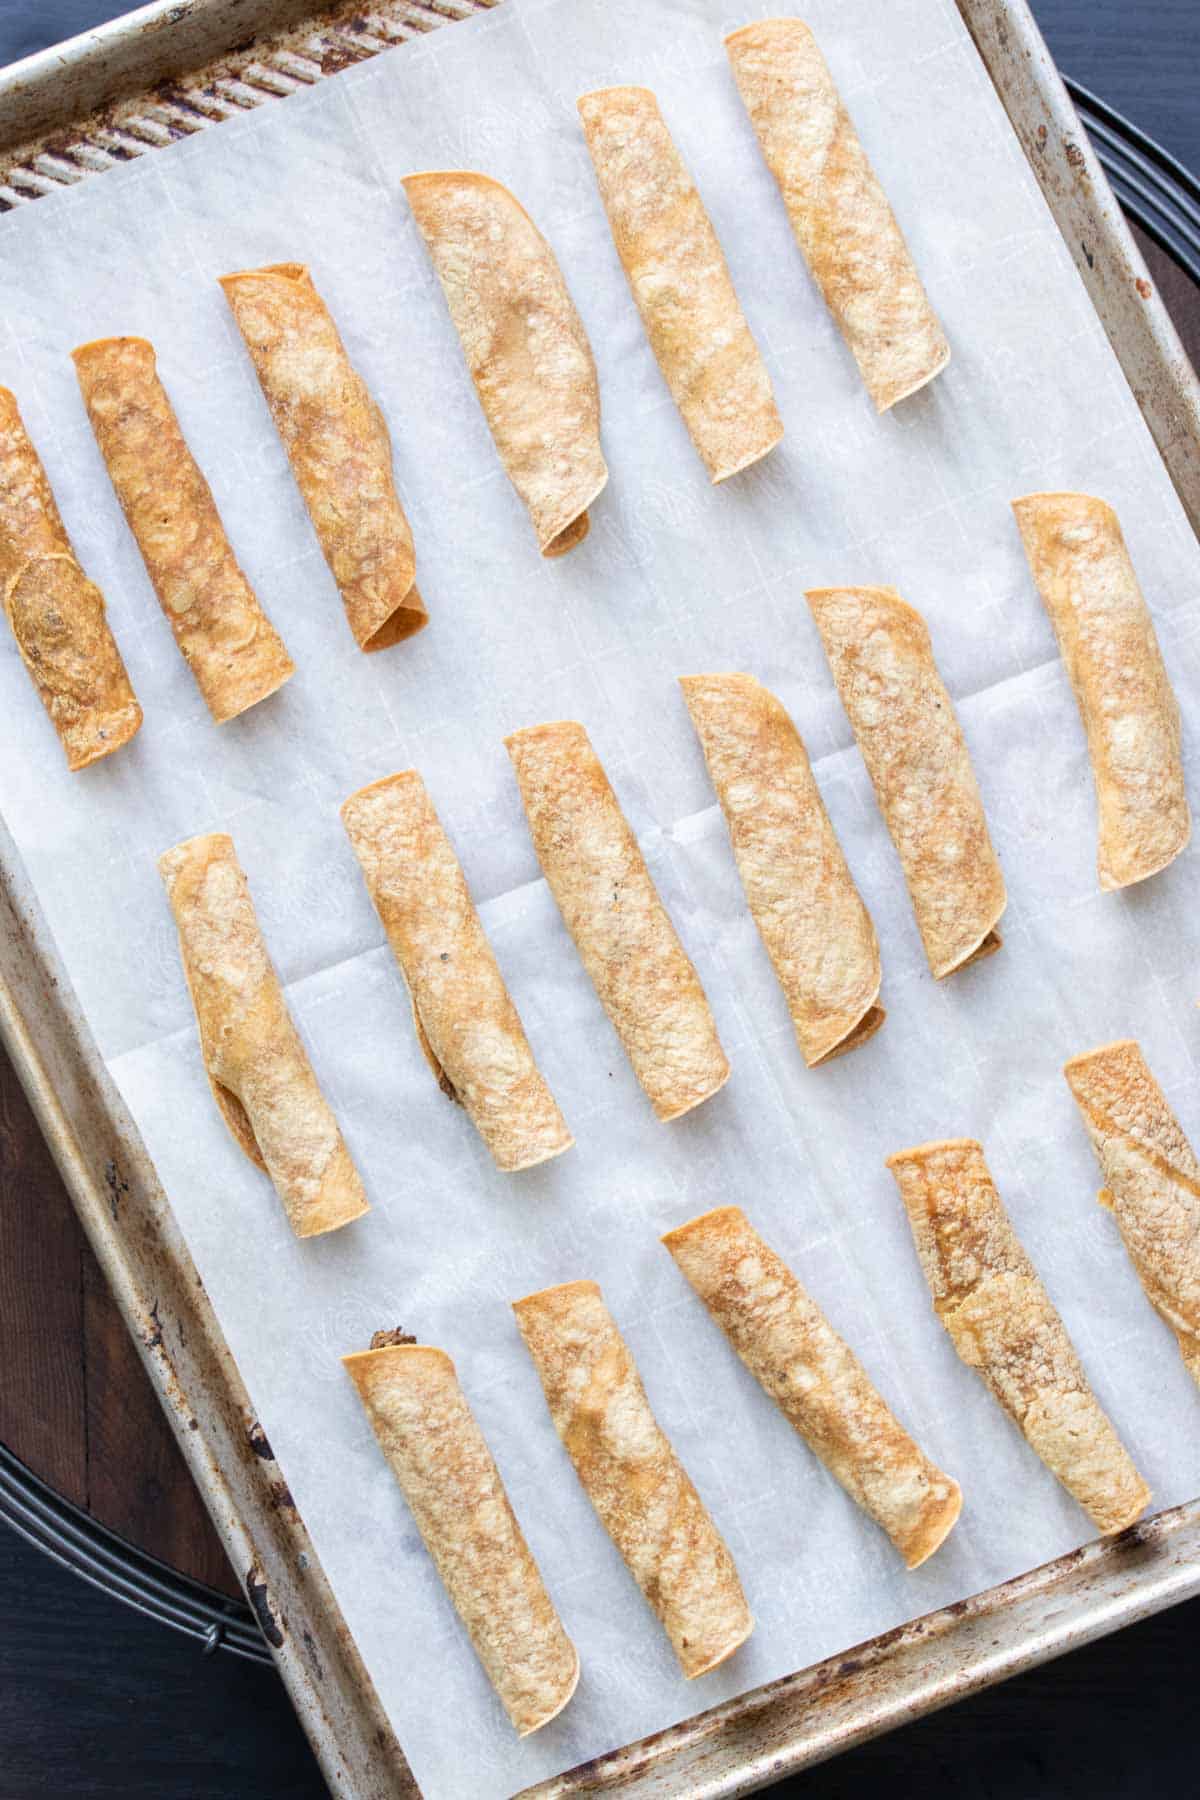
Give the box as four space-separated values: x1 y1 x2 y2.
4 2 1200 1796
81 649 1067 1069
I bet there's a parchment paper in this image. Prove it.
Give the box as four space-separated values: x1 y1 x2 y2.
3 1 1200 1792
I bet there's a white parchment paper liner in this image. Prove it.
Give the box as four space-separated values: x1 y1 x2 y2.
3 2 1200 1793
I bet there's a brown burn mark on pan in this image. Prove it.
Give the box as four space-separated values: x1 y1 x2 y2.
313 32 376 76
1112 1517 1163 1552
369 1327 416 1350
151 84 218 134
248 1421 275 1461
245 1566 285 1649
103 1158 129 1220
269 1477 296 1513
302 1628 325 1684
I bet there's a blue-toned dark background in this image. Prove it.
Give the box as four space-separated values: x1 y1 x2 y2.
1 3 1197 1796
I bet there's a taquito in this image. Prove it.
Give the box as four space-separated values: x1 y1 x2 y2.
888 1138 1149 1534
512 1280 753 1676
663 1206 960 1567
341 770 572 1172
681 671 882 1064
159 832 368 1237
807 585 1005 978
725 18 949 411
1065 1039 1200 1388
343 1339 579 1735
1012 491 1189 889
404 172 607 556
0 385 141 769
72 336 294 722
505 720 729 1120
577 86 782 481
219 262 426 650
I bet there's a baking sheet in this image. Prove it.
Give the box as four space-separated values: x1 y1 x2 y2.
3 0 1200 1792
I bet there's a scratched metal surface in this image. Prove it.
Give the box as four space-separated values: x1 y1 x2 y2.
0 3 1198 1797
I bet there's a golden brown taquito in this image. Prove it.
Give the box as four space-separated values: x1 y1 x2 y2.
662 1206 960 1567
72 336 294 722
888 1138 1150 1534
577 85 782 481
219 262 425 650
0 385 141 769
513 1280 753 1676
725 19 949 410
1012 492 1189 889
505 720 729 1120
343 1341 579 1735
341 771 572 1172
159 832 367 1237
681 672 882 1064
807 586 1006 978
1065 1040 1200 1387
404 172 607 556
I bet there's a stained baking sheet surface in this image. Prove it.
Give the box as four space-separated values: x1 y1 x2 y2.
2 1 1200 1794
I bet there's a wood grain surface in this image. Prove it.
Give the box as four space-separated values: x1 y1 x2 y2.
0 1010 237 1597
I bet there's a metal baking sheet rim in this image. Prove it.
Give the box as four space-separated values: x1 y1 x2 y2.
1 1 1198 1796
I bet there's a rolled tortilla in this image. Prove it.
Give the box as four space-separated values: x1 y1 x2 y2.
1012 492 1189 889
72 336 294 723
725 19 949 411
343 1340 579 1736
577 86 782 482
807 586 1005 978
887 1138 1149 1534
512 1280 752 1676
681 672 882 1064
404 173 607 556
341 770 573 1172
219 262 426 651
662 1206 961 1567
505 721 729 1120
159 832 368 1237
0 385 142 770
1065 1039 1200 1388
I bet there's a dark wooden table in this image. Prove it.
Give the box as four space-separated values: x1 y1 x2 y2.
2 4 1200 1796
